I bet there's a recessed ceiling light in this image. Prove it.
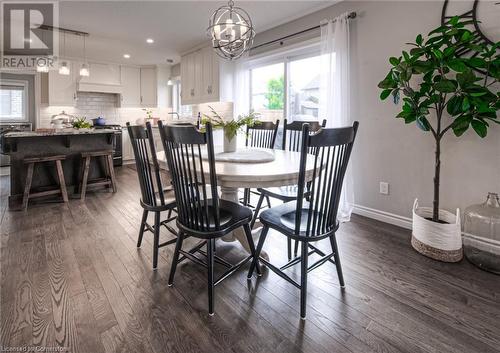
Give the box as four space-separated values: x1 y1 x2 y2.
123 54 130 59
146 38 154 44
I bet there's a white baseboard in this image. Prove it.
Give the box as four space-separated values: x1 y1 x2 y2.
352 204 412 230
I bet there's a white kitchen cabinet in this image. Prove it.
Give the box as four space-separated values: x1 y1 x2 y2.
180 47 220 105
47 62 77 106
180 51 197 105
80 62 121 86
121 128 134 163
140 67 157 107
120 66 141 107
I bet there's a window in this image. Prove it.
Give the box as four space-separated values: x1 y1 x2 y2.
251 62 284 121
0 80 28 122
249 48 322 123
288 55 321 121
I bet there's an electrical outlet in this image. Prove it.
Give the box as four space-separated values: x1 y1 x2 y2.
379 182 389 195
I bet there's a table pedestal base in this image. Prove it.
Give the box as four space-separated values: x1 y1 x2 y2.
220 185 267 261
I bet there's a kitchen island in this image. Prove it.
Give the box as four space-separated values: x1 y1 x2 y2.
1 129 116 209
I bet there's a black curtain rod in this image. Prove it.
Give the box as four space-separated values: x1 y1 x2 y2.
251 11 356 51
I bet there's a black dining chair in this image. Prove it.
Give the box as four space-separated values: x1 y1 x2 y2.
242 120 280 207
250 119 327 260
127 122 178 270
247 121 359 319
158 121 260 316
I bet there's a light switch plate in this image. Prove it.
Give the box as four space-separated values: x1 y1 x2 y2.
380 182 389 195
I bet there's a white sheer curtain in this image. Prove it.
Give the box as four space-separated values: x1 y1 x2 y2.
232 56 250 119
318 12 354 222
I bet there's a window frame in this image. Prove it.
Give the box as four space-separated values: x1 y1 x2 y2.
0 79 29 122
248 42 321 122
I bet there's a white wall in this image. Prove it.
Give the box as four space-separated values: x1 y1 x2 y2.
253 1 500 221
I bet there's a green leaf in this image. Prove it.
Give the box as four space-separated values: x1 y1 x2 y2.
471 120 487 137
380 89 392 100
447 95 463 116
468 57 487 68
448 59 467 72
378 78 395 89
416 34 423 45
456 70 476 88
416 116 431 131
443 46 456 57
434 80 457 93
462 96 470 111
402 51 411 62
452 115 472 136
389 57 400 66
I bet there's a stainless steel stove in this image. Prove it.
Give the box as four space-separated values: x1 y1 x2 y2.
93 124 123 166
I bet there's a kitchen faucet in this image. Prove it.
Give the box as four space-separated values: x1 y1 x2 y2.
168 112 180 120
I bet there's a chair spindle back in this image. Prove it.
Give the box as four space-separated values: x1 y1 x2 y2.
158 122 221 231
295 121 359 237
245 120 280 149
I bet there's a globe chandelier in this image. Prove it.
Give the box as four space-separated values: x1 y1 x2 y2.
207 0 255 60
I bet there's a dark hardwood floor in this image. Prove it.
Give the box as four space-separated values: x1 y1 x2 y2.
1 166 499 353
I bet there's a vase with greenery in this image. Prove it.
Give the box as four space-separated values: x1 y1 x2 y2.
72 117 92 129
378 17 499 261
202 106 261 152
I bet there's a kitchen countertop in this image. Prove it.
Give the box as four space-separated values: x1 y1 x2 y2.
2 128 117 138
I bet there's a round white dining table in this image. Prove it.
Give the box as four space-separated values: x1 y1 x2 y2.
156 147 317 254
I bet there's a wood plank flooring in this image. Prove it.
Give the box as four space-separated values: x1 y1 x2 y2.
1 166 499 353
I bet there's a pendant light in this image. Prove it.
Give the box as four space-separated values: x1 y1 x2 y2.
79 35 90 77
36 28 49 72
59 31 70 75
207 0 255 60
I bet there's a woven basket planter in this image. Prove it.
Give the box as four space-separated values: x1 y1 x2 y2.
411 199 463 262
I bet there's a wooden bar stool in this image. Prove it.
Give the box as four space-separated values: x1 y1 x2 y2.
80 150 117 201
22 155 69 210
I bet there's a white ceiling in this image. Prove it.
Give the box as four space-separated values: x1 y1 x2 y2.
57 1 335 66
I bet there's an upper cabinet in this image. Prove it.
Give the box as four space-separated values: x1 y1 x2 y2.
79 62 121 86
140 67 157 107
42 60 163 108
181 46 220 105
120 66 141 107
45 62 77 106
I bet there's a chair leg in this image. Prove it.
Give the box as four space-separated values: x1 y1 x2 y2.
22 163 34 211
243 223 261 276
243 188 250 206
207 238 215 316
287 238 292 260
300 241 309 319
250 193 265 229
137 209 148 247
265 195 272 209
80 156 91 201
106 154 117 193
55 160 68 203
247 225 269 278
294 239 300 258
152 211 161 270
168 231 184 286
330 233 345 288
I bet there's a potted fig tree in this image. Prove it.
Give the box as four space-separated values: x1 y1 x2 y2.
378 17 499 262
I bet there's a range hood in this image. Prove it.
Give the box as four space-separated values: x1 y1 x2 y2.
77 82 123 94
76 62 123 94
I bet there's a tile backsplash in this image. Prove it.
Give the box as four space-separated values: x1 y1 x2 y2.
39 92 234 128
39 92 173 128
